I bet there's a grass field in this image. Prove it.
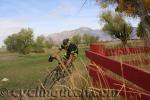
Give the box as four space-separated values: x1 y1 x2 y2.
0 47 89 90
0 47 93 99
0 40 149 100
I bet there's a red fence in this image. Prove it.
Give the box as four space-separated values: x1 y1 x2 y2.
90 43 150 56
86 44 150 100
124 59 150 66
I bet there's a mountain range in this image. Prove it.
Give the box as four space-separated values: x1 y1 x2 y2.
48 27 138 44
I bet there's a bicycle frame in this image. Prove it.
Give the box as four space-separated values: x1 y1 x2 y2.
42 55 73 89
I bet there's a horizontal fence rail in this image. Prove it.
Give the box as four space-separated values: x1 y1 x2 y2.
90 44 150 56
123 59 150 66
86 50 150 92
86 43 150 99
88 64 150 100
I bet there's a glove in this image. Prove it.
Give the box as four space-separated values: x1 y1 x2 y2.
48 55 55 62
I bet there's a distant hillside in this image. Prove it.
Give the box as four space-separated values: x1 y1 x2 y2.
48 27 138 44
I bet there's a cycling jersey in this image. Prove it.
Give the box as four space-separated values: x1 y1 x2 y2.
59 43 78 60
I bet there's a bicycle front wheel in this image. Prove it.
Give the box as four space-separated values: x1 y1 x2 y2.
43 68 60 89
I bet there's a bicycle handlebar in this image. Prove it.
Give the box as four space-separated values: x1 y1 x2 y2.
48 55 66 69
48 55 55 62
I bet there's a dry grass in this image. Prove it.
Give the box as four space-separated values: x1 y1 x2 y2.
1 40 149 100
6 56 123 100
101 39 150 71
103 39 145 48
109 53 150 71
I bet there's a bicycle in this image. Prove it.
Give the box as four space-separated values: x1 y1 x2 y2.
42 55 73 89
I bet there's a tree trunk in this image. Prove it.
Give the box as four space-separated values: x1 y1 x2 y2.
138 0 150 47
141 15 150 47
121 39 127 47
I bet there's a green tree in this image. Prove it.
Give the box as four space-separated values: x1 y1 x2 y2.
72 35 81 45
83 34 90 46
101 12 132 45
96 0 150 46
35 35 45 48
90 35 99 43
32 36 53 53
32 35 45 53
137 22 144 39
4 28 34 54
4 34 18 52
83 34 99 45
44 37 54 48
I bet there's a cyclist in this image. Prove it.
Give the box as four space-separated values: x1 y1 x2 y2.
49 38 78 70
44 38 78 89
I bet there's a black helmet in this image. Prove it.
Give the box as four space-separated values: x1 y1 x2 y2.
63 38 69 46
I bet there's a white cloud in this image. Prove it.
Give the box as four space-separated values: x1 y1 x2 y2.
0 1 140 48
48 1 79 19
0 18 27 46
0 19 25 29
0 0 101 47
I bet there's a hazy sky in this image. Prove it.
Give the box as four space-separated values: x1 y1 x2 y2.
0 0 140 46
